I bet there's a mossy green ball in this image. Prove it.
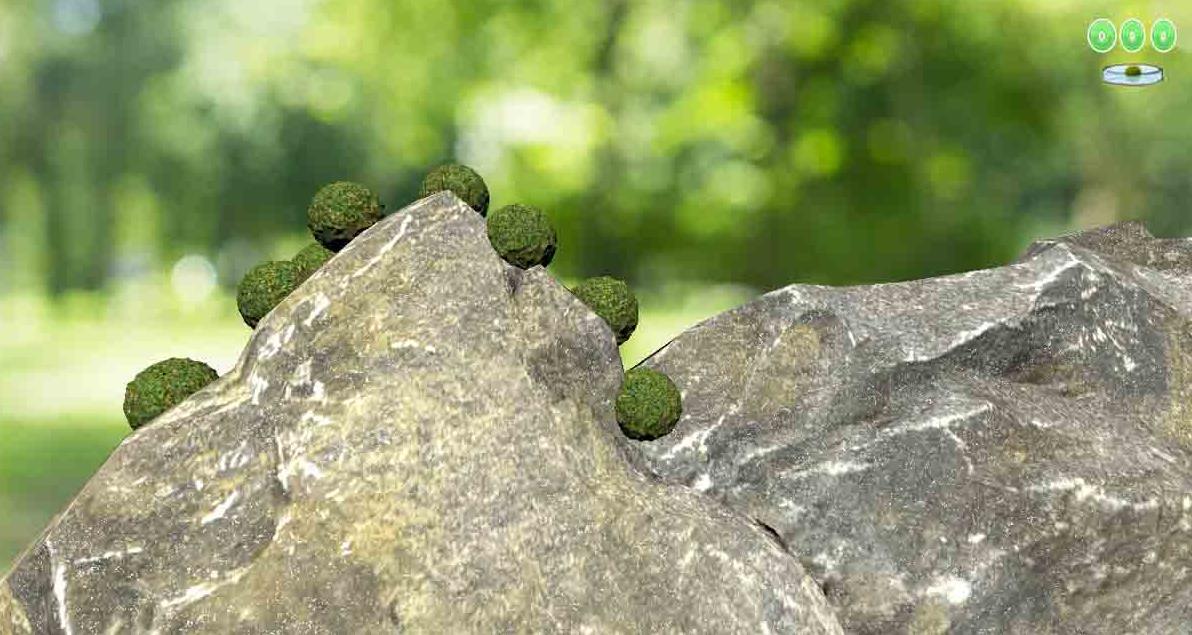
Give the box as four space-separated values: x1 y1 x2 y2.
486 204 557 269
236 260 302 328
572 276 638 345
307 181 383 251
616 368 682 441
292 242 334 281
123 358 219 430
418 163 490 216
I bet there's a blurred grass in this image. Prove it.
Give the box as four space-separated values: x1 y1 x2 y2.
0 281 752 573
0 414 128 571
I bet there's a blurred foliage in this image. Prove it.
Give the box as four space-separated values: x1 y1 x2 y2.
1 0 1191 295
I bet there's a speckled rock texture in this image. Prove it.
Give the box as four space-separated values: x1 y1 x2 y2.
630 221 1192 634
0 193 842 634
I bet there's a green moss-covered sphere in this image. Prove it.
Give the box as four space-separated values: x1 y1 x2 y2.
418 163 490 216
236 260 302 328
292 242 334 281
572 276 638 345
307 181 383 251
123 358 219 430
486 204 557 269
616 368 682 441
1125 65 1142 77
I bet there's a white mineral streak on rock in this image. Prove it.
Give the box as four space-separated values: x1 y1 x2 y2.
274 435 290 495
661 405 736 460
259 329 285 360
1017 249 1082 294
391 339 437 354
158 566 250 611
944 428 975 475
1026 477 1161 512
200 491 240 525
310 380 326 402
275 513 292 535
303 293 331 327
217 440 251 472
249 370 269 406
691 473 714 492
812 546 842 572
1149 447 1178 465
291 360 312 385
947 321 1000 350
882 403 992 438
73 547 144 566
298 411 332 427
345 213 414 285
297 458 324 480
47 541 74 635
781 459 871 481
921 575 972 604
739 442 786 464
967 533 986 544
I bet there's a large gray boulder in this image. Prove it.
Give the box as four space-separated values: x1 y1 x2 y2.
630 221 1192 634
0 193 842 634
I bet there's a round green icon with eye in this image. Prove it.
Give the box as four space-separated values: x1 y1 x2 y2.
1088 18 1117 53
1120 18 1146 52
1152 19 1177 53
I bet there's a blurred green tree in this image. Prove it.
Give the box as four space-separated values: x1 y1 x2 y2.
0 0 1189 298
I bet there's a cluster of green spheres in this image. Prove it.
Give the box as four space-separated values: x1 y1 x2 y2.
125 161 681 443
236 180 382 331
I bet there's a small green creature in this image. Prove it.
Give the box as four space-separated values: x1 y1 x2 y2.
418 163 490 216
571 276 639 345
236 260 302 328
292 242 335 281
123 358 219 429
307 181 383 251
616 368 683 440
486 204 558 269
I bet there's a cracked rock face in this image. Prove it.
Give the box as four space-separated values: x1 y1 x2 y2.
0 193 841 634
630 221 1192 634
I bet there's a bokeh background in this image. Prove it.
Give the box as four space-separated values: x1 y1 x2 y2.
2 0 1190 570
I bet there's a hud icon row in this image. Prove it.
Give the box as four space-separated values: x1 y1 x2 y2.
1088 18 1176 54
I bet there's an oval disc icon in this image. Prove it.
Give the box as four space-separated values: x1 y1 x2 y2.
1152 18 1177 53
1088 18 1117 53
1121 18 1146 53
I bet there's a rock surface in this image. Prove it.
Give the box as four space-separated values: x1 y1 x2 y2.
0 193 842 634
631 221 1192 634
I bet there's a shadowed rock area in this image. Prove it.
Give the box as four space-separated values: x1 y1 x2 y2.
630 221 1192 634
0 193 841 634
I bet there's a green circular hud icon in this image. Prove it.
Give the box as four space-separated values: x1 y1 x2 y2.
1152 19 1177 53
1088 18 1116 53
1120 18 1145 52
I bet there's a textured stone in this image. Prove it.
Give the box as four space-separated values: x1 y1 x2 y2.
0 193 841 634
630 221 1192 634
